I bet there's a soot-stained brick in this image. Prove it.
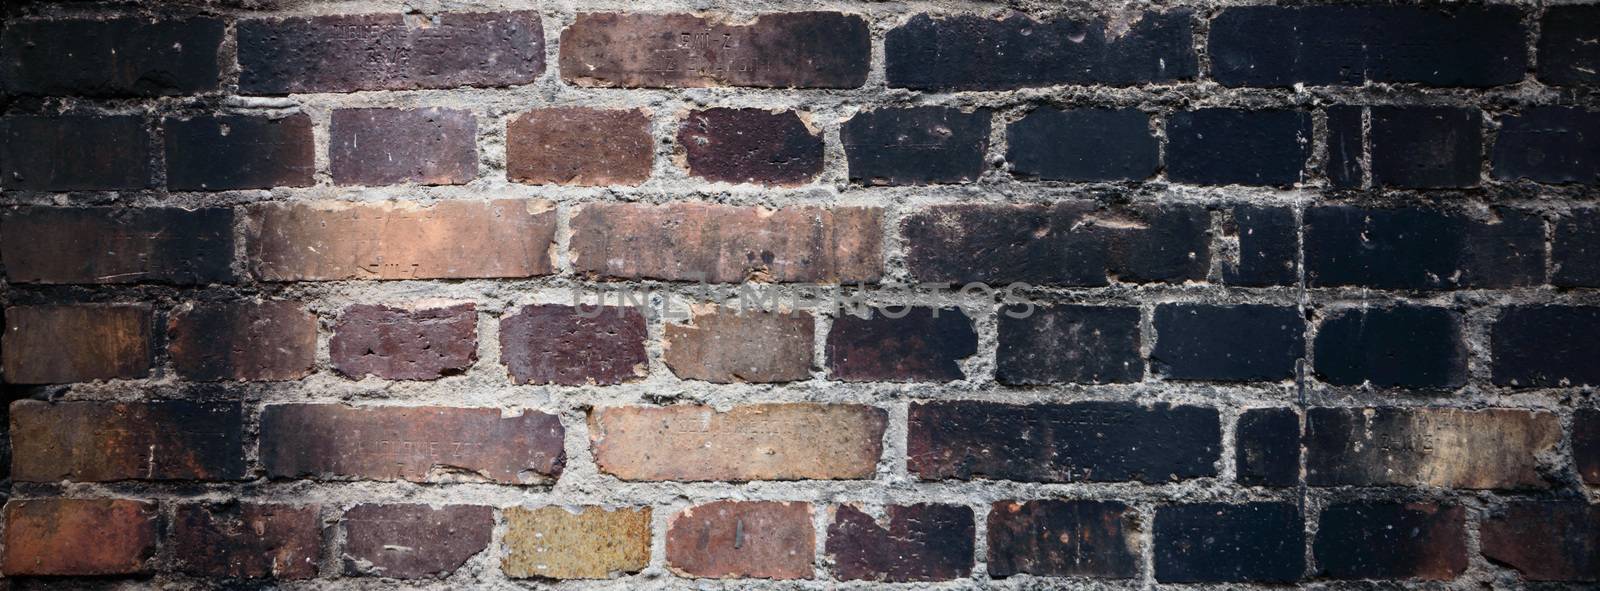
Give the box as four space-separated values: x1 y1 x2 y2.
2 18 224 96
1370 107 1482 188
1315 503 1467 580
1577 409 1600 485
663 308 813 383
169 301 317 381
1 207 236 285
591 404 885 482
1305 407 1559 489
2 304 153 384
1304 206 1544 289
1166 109 1311 186
826 308 977 382
827 504 974 582
996 304 1142 385
1314 305 1466 389
1 499 159 576
507 108 653 186
329 303 477 380
341 504 494 579
1493 107 1600 185
842 107 990 185
1224 205 1299 286
164 114 315 191
678 108 823 185
559 12 869 88
11 400 245 482
500 305 647 386
0 115 151 191
1007 108 1158 181
1154 503 1304 583
1492 305 1600 387
1236 408 1300 487
173 504 321 579
1326 106 1364 188
665 501 814 579
1152 304 1304 382
1480 502 1599 582
1538 7 1600 87
987 500 1139 579
330 108 477 186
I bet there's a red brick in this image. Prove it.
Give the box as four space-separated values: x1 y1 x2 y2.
330 108 477 186
988 500 1139 578
2 18 224 96
499 305 647 386
164 114 315 191
0 207 236 285
2 498 158 575
678 108 822 185
341 504 493 579
826 308 978 382
507 108 653 186
827 504 974 582
590 404 886 481
2 304 152 384
666 500 814 579
11 400 244 482
559 12 869 88
663 308 813 383
330 303 477 380
169 301 317 381
173 504 321 579
0 115 151 191
1480 502 1598 582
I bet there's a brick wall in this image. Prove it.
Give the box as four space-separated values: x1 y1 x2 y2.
0 0 1597 587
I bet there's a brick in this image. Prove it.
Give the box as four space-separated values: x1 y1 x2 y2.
1538 7 1600 87
507 108 652 186
988 500 1138 579
1314 306 1465 389
908 401 1220 483
665 501 813 579
164 114 315 190
173 504 321 579
330 108 477 186
885 11 1196 90
1481 502 1599 582
239 12 543 93
0 115 151 191
1492 306 1600 388
827 504 973 582
590 404 885 481
1370 107 1482 188
1007 108 1157 181
503 506 650 579
902 202 1210 286
559 12 868 88
1152 304 1304 382
1 499 158 576
341 504 493 579
826 308 977 382
1166 109 1310 186
1154 503 1304 583
1315 503 1466 580
330 303 476 380
500 305 647 386
1209 6 1526 87
663 308 813 383
261 404 564 484
1325 106 1364 188
1305 407 1559 489
1224 205 1298 286
996 304 1141 385
11 400 244 482
1493 107 1600 185
1304 206 1544 289
1236 408 1299 487
2 304 152 384
1578 409 1600 485
678 108 822 185
570 202 881 283
1 206 235 285
1 18 223 96
842 107 989 185
169 301 317 381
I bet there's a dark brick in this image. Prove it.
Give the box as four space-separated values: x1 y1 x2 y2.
988 500 1138 579
826 308 977 382
592 404 884 481
1481 502 1599 582
902 202 1210 286
559 12 869 88
342 504 493 579
11 400 244 482
1153 304 1304 382
1315 503 1466 580
663 308 813 383
330 108 477 186
1007 108 1157 181
1305 407 1559 489
173 504 321 579
885 11 1196 90
169 301 317 381
1 18 224 96
1 499 158 576
1314 306 1465 389
827 504 974 582
1154 503 1304 583
1166 109 1311 186
1304 206 1544 289
1578 409 1600 485
907 401 1220 483
996 304 1141 385
1326 106 1364 188
678 108 822 186
1492 306 1600 388
0 115 151 191
500 305 647 386
2 304 152 384
1210 6 1526 87
1370 107 1482 188
1493 107 1600 185
666 501 814 579
1538 6 1600 87
330 303 477 380
1 207 236 285
1223 205 1298 286
164 114 315 191
239 12 543 94
507 108 653 186
1236 408 1299 487
842 107 989 185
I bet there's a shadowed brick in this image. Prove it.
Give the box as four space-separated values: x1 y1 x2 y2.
1493 107 1600 185
1224 205 1299 286
679 108 822 185
0 115 151 191
1166 109 1311 185
500 305 647 386
503 506 650 579
1315 503 1466 580
1578 409 1600 485
1305 407 1559 489
1153 304 1304 382
165 114 315 190
664 308 813 383
342 504 493 579
1481 502 1599 582
2 18 224 96
1538 7 1600 87
1326 106 1364 187
173 504 321 579
842 107 989 185
11 400 244 482
169 301 317 381
1236 408 1299 487
1315 306 1465 388
507 108 652 186
1371 107 1482 188
3 304 152 384
1007 108 1157 181
827 504 973 582
1304 206 1544 289
2 499 158 576
996 304 1142 385
988 500 1138 579
591 404 885 481
239 12 543 93
1155 503 1304 583
666 501 814 579
559 12 868 88
908 401 1220 483
826 308 977 382
1 207 235 285
1492 306 1600 387
330 303 477 380
330 108 477 186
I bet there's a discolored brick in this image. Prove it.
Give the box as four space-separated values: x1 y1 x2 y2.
173 504 321 579
11 400 244 482
1305 407 1560 489
499 305 647 386
1315 502 1467 580
1492 305 1600 388
826 308 977 382
507 108 652 186
1370 107 1482 188
842 107 990 185
1304 206 1544 290
1538 6 1600 87
503 506 651 579
2 18 224 96
827 504 973 582
0 115 151 191
169 300 317 381
330 108 477 186
1152 304 1304 382
1480 502 1599 582
988 500 1139 579
1 206 236 285
2 304 152 384
2 498 158 576
590 404 886 481
559 12 869 88
996 304 1142 385
1154 503 1304 583
1315 306 1466 389
341 504 494 579
1007 108 1158 181
164 114 315 191
1224 205 1299 286
678 108 822 186
1494 107 1600 185
663 308 813 383
330 303 477 380
665 500 814 579
1236 408 1300 488
1578 409 1600 485
1166 109 1311 186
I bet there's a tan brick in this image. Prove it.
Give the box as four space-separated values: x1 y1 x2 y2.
663 307 813 383
590 404 885 481
503 506 650 579
1306 407 1562 489
2 304 151 384
559 12 869 88
507 108 652 186
2 498 158 575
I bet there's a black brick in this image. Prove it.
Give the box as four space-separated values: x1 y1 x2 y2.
1224 205 1298 286
826 308 977 382
1152 304 1304 382
1236 408 1299 488
164 114 316 191
1007 108 1157 181
1492 306 1600 388
1315 503 1467 581
678 108 823 186
1154 503 1304 583
1578 409 1600 486
0 115 151 191
0 207 236 285
842 107 989 185
988 500 1139 579
1538 7 1600 87
1 18 224 96
1304 206 1544 289
996 304 1141 385
1493 107 1600 185
1371 107 1482 188
1315 305 1465 389
1555 211 1600 287
1166 109 1311 186
1325 106 1364 188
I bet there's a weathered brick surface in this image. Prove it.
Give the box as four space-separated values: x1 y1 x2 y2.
827 504 973 582
663 308 813 383
1152 304 1304 382
1480 502 1599 582
1314 306 1466 389
507 108 653 186
2 304 152 384
500 305 647 386
1325 106 1363 188
503 506 651 579
341 504 494 579
1165 109 1310 186
559 12 869 88
1314 502 1466 580
261 404 564 484
1154 503 1304 583
1493 107 1600 185
988 500 1139 579
11 400 244 482
1370 107 1482 188
330 108 478 186
1578 409 1600 486
1 18 224 96
996 304 1142 385
590 404 885 481
1224 205 1298 286
1235 408 1299 488
2 498 159 576
1538 7 1600 87
826 308 977 382
842 107 990 185
1008 108 1157 181
1492 305 1600 387
169 301 317 381
1 206 235 285
164 114 315 190
666 501 814 579
1305 407 1560 489
678 108 822 185
1304 206 1544 289
330 303 477 380
0 115 151 191
172 504 322 579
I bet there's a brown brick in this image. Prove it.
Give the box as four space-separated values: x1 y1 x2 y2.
503 506 650 579
169 301 317 381
678 108 823 185
1481 502 1598 582
173 503 321 579
330 303 477 380
261 404 564 484
559 12 869 88
1578 409 1600 485
2 18 224 96
0 207 236 285
164 114 315 191
827 504 974 582
826 308 978 382
666 500 814 579
245 200 555 281
341 504 493 579
571 202 882 283
330 108 478 186
0 115 151 191
2 499 158 576
590 404 886 481
1306 407 1561 489
2 304 152 384
499 305 648 386
11 400 244 482
988 500 1140 579
507 108 652 186
663 307 813 383
239 12 543 93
